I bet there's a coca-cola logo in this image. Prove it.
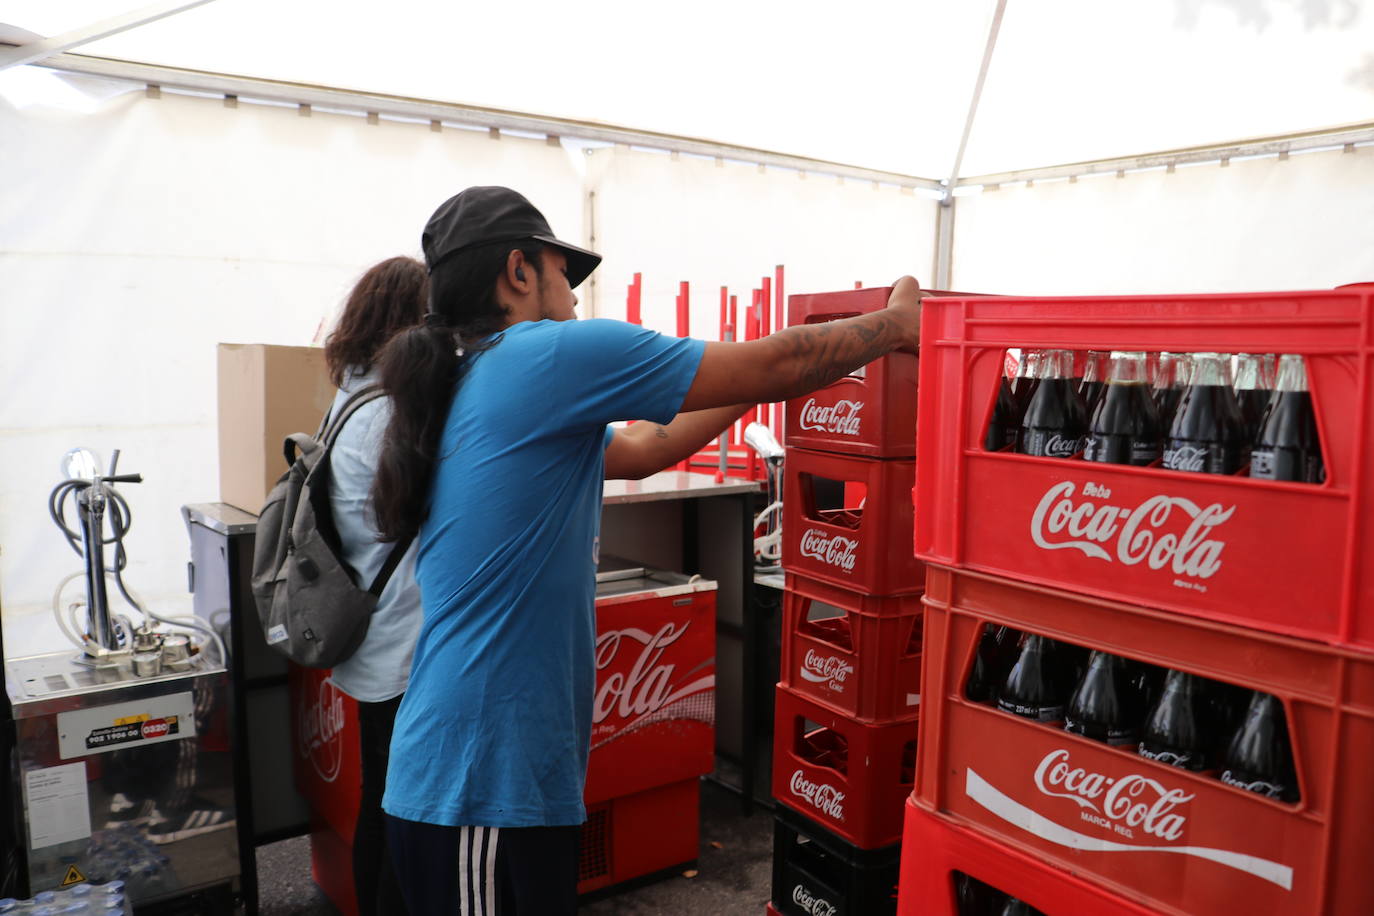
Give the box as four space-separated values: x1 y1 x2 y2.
798 398 863 436
1043 434 1081 458
791 883 838 916
790 769 846 820
965 766 1294 889
1030 481 1233 581
1163 445 1208 473
593 622 713 737
799 529 858 571
1034 749 1193 841
799 648 854 693
1219 770 1285 799
297 676 347 783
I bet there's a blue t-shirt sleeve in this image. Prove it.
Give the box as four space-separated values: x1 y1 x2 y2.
553 319 706 427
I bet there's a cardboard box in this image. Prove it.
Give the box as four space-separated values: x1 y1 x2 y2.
217 343 335 514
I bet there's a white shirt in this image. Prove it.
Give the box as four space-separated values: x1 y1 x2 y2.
325 367 422 703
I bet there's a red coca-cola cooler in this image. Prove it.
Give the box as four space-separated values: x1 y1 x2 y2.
288 665 363 916
580 561 717 893
289 562 717 908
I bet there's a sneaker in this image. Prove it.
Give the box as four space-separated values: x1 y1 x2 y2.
146 807 235 845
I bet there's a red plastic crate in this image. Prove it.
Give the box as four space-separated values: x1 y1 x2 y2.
578 778 699 895
786 287 919 458
914 285 1374 649
772 684 917 849
896 798 1159 916
914 564 1374 916
783 448 922 596
586 579 715 804
781 573 923 722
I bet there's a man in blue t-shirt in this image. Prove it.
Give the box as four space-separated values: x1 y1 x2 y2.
374 186 923 915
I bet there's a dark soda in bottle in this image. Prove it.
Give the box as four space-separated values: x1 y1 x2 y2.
1163 352 1245 475
1220 691 1299 802
1078 350 1108 414
997 634 1068 725
1138 669 1211 771
1232 353 1274 443
1084 351 1162 465
984 372 1019 452
1250 354 1323 483
1017 349 1087 458
965 625 1017 704
1151 352 1191 430
1064 651 1139 746
1010 349 1042 424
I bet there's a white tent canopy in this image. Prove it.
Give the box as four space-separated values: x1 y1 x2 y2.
4 0 1373 179
2 0 1372 642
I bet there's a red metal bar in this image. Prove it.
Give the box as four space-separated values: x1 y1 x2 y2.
678 280 690 338
761 277 772 337
747 290 763 481
627 272 642 325
719 286 728 341
773 264 785 438
854 280 863 289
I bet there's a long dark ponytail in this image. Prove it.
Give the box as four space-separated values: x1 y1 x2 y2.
370 240 544 543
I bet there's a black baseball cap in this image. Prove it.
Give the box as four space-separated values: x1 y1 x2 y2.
421 186 602 289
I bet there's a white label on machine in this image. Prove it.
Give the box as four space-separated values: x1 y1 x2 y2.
24 762 92 849
56 691 197 760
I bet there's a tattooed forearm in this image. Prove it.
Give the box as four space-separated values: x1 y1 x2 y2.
654 425 669 438
774 310 906 397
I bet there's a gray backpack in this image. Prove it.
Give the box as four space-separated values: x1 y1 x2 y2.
250 385 412 668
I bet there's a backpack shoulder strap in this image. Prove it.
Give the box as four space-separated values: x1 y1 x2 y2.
367 534 415 596
321 384 387 448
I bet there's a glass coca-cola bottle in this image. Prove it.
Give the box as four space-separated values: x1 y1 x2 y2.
999 896 1045 916
1084 351 1162 465
1151 352 1191 430
955 872 1006 916
1064 651 1139 746
1017 350 1087 458
1163 352 1245 475
965 625 1018 704
1232 353 1274 443
997 634 1068 725
1138 669 1211 771
1250 354 1324 483
1011 349 1042 424
1220 691 1299 802
1078 350 1109 414
984 371 1020 452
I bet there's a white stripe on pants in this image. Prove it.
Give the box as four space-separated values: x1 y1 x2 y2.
456 825 500 915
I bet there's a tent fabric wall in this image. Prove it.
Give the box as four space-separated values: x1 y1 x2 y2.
951 146 1374 295
0 87 584 644
584 146 938 332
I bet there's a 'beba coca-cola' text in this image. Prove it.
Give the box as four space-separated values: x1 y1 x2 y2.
1030 481 1234 580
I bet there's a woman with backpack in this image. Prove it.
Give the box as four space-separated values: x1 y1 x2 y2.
320 255 428 916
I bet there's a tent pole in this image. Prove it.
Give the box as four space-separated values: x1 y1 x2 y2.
935 0 1006 292
0 1 217 72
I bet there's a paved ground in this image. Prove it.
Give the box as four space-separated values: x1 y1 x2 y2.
255 779 775 916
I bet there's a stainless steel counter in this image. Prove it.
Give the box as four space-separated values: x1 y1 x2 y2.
601 471 759 505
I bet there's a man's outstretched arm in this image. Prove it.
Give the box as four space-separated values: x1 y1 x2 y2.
678 276 922 412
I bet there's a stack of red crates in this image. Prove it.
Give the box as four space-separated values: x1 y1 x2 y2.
769 287 923 916
900 284 1374 915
